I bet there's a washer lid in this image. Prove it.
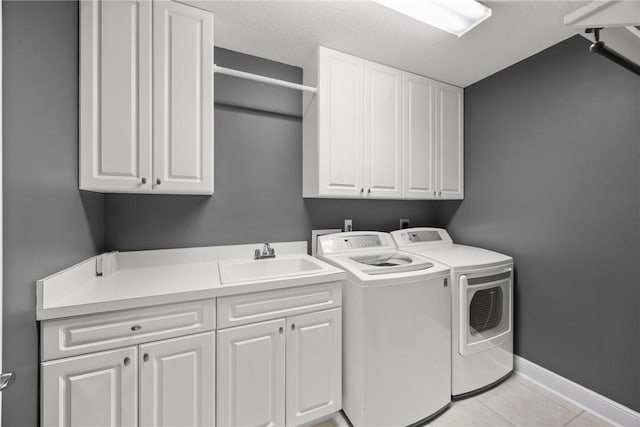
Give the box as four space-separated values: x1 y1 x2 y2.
345 252 434 275
406 245 512 270
391 227 512 270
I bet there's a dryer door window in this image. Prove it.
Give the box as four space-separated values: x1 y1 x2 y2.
469 287 503 334
459 269 512 356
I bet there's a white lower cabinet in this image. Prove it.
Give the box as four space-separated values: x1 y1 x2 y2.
140 332 216 427
42 346 139 427
217 318 286 427
286 308 342 426
217 308 342 427
41 288 343 427
42 332 216 427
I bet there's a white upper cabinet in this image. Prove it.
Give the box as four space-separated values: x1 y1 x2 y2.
364 62 403 199
303 46 463 200
436 82 464 199
312 47 365 197
80 0 152 192
80 0 214 195
403 72 436 199
153 1 214 194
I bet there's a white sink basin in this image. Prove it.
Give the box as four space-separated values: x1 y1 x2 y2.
219 255 325 284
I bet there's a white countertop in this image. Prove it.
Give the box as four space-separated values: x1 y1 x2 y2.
36 241 346 320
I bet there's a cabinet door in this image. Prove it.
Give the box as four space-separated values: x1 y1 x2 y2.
286 308 342 426
403 73 437 199
318 47 364 197
436 82 464 199
217 319 286 427
41 347 138 427
139 332 215 427
363 62 403 199
80 0 152 192
153 1 214 194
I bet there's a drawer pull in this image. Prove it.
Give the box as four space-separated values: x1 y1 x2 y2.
291 323 296 331
130 325 142 332
143 353 149 362
123 357 131 366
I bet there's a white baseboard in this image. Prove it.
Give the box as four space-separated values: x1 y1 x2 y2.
514 356 640 427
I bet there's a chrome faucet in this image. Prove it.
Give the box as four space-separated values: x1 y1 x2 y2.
254 243 276 260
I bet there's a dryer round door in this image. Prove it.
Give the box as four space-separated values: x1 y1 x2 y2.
459 267 512 356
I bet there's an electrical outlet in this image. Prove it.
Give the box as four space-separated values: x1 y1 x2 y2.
344 219 353 232
400 218 410 229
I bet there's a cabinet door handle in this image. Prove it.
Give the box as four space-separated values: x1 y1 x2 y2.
130 325 142 332
367 189 371 195
360 188 364 194
291 323 296 331
0 372 16 392
141 177 147 185
438 191 441 197
433 191 436 197
143 353 149 362
156 178 162 185
123 357 131 366
278 327 284 334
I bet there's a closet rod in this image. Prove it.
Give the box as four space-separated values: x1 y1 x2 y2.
213 64 318 93
586 28 640 77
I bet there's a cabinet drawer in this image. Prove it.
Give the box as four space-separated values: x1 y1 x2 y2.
42 299 215 361
217 282 341 329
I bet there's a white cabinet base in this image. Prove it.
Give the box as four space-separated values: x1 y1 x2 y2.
42 347 138 427
217 319 286 427
140 332 215 427
286 308 342 426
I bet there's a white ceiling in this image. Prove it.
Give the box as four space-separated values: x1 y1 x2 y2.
190 1 590 87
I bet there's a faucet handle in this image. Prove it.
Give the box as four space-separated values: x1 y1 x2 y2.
255 243 276 259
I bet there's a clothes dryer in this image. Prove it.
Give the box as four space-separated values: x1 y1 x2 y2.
391 228 513 398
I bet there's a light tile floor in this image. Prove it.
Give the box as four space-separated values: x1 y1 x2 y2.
314 375 613 427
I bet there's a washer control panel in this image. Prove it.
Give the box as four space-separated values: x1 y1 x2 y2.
391 228 453 246
318 232 396 255
337 235 382 249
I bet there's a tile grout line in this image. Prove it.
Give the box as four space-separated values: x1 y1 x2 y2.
474 397 517 426
513 375 584 416
562 411 586 427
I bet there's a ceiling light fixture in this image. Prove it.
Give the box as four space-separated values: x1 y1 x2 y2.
373 0 492 37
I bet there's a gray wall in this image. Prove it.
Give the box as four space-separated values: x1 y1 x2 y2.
438 35 640 411
2 1 104 426
104 48 439 251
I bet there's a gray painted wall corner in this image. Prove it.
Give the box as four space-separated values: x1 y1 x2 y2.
3 2 105 425
438 35 640 411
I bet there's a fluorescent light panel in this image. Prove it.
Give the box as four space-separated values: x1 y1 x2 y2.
373 0 492 37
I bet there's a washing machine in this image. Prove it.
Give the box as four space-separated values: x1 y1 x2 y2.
391 227 514 399
317 231 451 427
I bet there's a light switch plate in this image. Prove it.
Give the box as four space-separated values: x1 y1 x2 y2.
311 229 342 257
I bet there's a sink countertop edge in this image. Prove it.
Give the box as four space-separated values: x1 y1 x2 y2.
36 243 346 321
